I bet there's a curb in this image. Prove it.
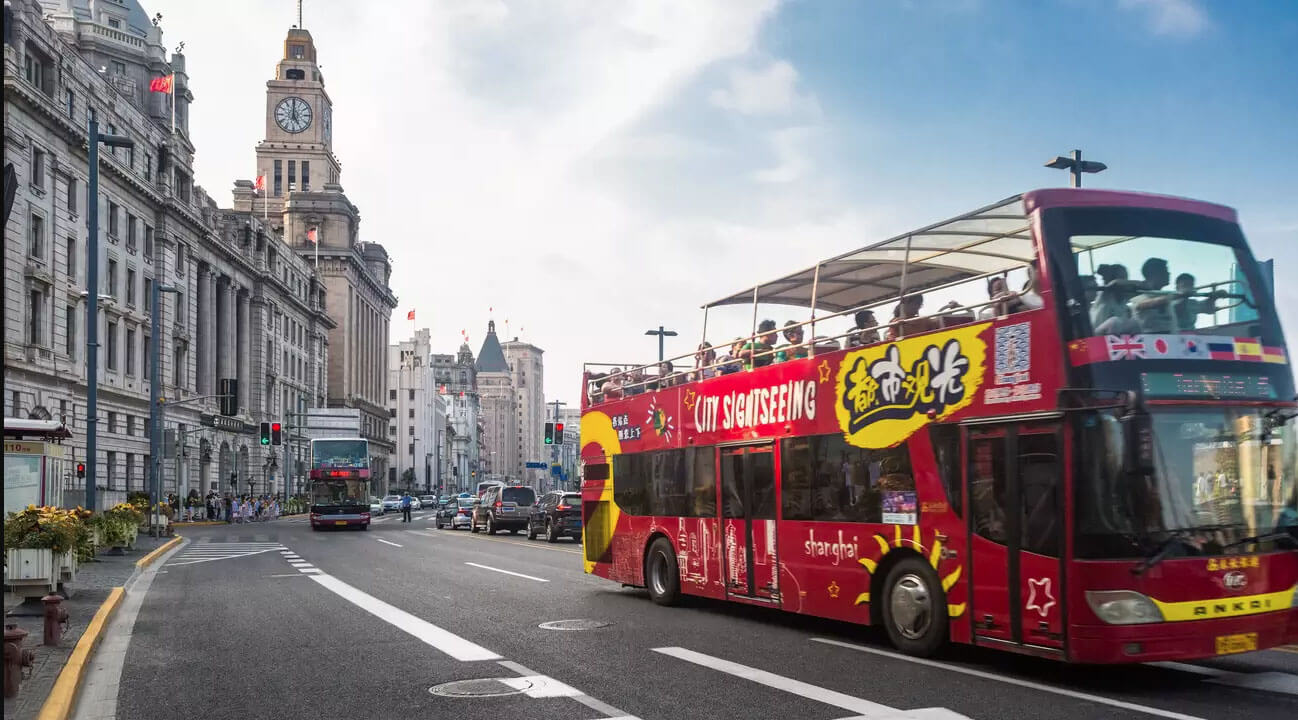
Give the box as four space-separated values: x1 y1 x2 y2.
135 536 183 569
172 520 224 527
35 587 124 720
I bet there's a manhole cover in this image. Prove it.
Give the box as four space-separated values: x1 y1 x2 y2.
538 619 610 631
429 678 532 698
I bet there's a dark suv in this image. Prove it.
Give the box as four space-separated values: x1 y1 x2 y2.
528 491 582 542
472 485 536 534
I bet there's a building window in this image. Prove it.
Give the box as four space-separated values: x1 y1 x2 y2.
23 44 51 95
108 18 121 30
106 451 117 489
29 213 44 258
174 343 184 388
301 161 310 191
144 154 152 182
289 43 306 59
65 89 75 118
125 453 134 490
107 412 117 433
106 321 118 371
408 409 414 419
409 389 415 401
143 335 150 379
108 203 119 238
67 178 78 213
409 443 415 456
126 268 136 306
125 327 136 375
65 305 76 355
66 236 77 280
28 289 44 345
143 278 152 312
175 291 185 326
287 160 296 192
107 259 118 298
31 147 46 190
126 415 136 436
175 243 185 271
143 226 154 260
127 214 137 252
273 160 282 196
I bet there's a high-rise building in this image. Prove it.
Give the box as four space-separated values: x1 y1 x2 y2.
433 343 481 493
387 329 434 492
231 26 396 484
476 321 516 483
501 336 545 486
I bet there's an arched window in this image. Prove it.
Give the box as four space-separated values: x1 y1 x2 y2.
286 69 305 80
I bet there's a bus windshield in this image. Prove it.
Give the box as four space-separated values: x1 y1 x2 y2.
311 479 368 506
1075 408 1297 559
312 440 368 468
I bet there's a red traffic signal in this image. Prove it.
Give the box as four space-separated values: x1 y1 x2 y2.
554 422 564 443
271 422 283 446
76 462 86 479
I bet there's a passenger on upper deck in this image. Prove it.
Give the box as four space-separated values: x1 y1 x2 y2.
1171 273 1222 331
847 310 881 347
599 367 623 401
624 368 647 396
740 320 779 369
978 276 1029 319
1091 263 1139 334
720 339 745 375
653 361 682 390
692 343 718 382
776 321 809 362
1131 257 1176 333
886 294 939 340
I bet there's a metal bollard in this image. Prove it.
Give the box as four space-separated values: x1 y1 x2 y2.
4 625 35 698
42 594 68 646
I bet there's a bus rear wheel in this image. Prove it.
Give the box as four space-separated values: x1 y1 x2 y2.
880 557 948 657
645 538 681 606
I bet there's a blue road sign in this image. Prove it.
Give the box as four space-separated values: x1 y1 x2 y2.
525 462 547 469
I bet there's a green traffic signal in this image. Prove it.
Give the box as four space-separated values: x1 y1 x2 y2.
544 422 554 444
259 421 271 445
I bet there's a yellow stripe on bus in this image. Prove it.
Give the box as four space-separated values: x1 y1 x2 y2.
1150 584 1296 622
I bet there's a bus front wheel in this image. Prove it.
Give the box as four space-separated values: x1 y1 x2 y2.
880 556 948 657
645 538 681 606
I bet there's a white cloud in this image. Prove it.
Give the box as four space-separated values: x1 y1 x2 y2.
753 127 814 183
1118 0 1209 37
709 59 820 117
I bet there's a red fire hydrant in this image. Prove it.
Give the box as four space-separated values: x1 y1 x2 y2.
43 594 68 646
4 625 35 698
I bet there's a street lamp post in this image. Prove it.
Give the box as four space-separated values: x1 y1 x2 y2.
149 280 179 535
85 115 135 511
1044 149 1106 188
644 326 678 363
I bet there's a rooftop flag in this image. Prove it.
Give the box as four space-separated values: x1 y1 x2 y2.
149 74 174 93
307 227 318 244
254 175 265 191
407 310 415 321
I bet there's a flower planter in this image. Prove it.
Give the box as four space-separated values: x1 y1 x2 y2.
58 550 77 583
4 548 58 598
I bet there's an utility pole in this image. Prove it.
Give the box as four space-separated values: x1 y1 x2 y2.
644 326 678 363
149 277 178 535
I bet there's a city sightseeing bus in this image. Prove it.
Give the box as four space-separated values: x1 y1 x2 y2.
579 188 1297 663
309 437 372 531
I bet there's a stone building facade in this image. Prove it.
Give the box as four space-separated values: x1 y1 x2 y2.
475 321 516 484
3 0 332 504
432 342 482 493
501 336 545 486
231 27 395 484
388 329 433 492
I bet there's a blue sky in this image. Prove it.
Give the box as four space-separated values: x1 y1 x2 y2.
163 0 1296 399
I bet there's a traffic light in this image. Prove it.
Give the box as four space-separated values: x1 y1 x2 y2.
544 422 554 444
76 462 86 479
271 422 283 446
554 422 565 445
259 421 271 445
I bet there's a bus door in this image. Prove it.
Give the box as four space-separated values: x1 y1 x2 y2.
966 423 1066 651
720 444 778 601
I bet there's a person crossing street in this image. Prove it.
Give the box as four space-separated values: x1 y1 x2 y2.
400 491 413 523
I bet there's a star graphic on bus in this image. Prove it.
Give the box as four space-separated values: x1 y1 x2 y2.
683 388 697 411
646 397 675 442
818 360 832 383
1025 577 1055 618
854 525 966 619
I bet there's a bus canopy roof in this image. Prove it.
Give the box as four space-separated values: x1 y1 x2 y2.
703 194 1032 312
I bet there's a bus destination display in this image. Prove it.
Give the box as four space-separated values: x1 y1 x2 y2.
1140 372 1276 400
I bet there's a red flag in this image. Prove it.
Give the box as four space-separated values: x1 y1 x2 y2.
254 175 265 191
149 74 174 93
407 310 415 321
307 227 318 244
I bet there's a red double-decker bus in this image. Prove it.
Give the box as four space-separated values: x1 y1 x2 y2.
309 437 372 530
579 188 1297 663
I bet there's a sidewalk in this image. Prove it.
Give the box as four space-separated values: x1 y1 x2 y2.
2 535 168 720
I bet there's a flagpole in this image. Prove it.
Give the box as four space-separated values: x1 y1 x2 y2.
170 75 176 135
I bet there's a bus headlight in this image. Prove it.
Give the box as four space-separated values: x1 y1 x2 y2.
1085 590 1165 625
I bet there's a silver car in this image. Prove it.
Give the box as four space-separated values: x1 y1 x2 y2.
450 497 476 529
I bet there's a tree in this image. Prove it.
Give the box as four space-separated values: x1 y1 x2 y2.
401 468 415 489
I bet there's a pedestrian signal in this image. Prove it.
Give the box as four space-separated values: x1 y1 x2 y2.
271 422 283 446
259 422 271 445
544 422 554 444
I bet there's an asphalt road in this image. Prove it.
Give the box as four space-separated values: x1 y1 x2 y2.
109 511 1298 720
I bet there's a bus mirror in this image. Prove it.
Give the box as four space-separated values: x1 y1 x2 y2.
1121 411 1156 477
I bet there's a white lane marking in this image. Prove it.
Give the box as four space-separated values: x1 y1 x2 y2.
496 660 639 719
1149 660 1298 696
375 538 403 548
266 573 308 578
499 676 582 698
464 562 549 582
812 638 1207 720
289 562 313 567
652 647 903 717
1148 662 1229 678
406 530 439 538
297 568 321 573
308 573 500 661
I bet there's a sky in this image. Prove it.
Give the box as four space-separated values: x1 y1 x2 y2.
154 0 1297 402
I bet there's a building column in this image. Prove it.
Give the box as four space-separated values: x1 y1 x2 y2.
237 290 250 414
216 277 232 382
195 267 209 394
207 272 220 394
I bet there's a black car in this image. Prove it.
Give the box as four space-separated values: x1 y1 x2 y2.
528 491 582 542
471 485 536 534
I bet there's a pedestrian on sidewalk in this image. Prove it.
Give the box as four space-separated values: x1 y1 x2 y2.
224 494 233 524
401 491 413 523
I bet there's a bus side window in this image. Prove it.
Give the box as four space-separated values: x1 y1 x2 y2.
1019 433 1060 556
969 436 1008 543
929 424 963 518
685 447 717 517
612 453 648 515
653 450 687 516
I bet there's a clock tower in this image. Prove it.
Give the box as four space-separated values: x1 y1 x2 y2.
254 27 340 216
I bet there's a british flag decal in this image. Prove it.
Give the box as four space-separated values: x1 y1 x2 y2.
1107 334 1146 360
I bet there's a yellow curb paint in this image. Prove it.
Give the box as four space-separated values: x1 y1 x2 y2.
35 586 125 720
135 535 182 569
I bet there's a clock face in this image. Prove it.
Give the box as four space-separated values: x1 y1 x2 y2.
275 97 312 133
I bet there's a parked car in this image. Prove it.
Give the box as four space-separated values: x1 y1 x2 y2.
438 497 476 530
381 495 402 512
528 491 582 542
471 485 536 535
368 497 385 516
